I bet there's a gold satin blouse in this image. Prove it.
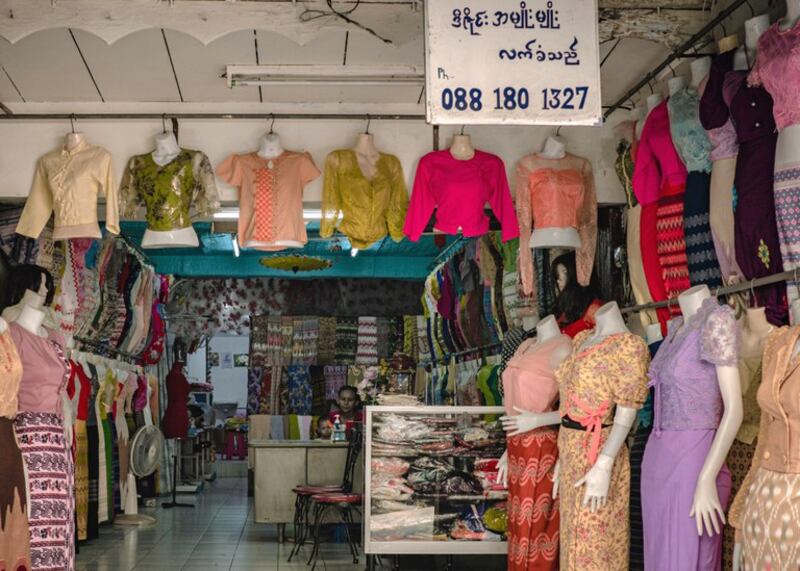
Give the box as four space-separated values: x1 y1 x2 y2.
320 149 408 249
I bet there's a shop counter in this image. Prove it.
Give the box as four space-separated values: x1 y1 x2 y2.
249 439 364 541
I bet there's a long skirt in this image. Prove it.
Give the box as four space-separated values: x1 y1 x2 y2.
0 418 31 571
628 423 652 571
74 420 89 541
773 162 800 303
558 426 631 571
640 203 672 330
684 171 722 288
86 424 99 540
656 193 690 314
721 439 756 571
506 428 559 571
642 429 731 571
709 157 739 281
740 467 800 569
15 412 75 571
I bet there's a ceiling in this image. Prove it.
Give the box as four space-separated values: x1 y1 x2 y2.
0 0 724 112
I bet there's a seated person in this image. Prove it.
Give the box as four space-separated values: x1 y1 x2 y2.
318 386 363 438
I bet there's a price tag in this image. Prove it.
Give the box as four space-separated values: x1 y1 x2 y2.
425 0 602 125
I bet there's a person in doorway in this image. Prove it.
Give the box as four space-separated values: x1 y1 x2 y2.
551 252 604 337
327 385 363 424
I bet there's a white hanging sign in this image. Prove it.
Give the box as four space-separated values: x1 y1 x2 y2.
425 0 602 125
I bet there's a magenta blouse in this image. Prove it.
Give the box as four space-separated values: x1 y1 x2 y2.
404 150 519 242
632 100 688 205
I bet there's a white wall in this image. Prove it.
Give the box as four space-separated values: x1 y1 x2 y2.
0 118 626 204
198 334 250 410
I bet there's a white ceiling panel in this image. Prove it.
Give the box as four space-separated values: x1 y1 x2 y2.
345 31 423 66
166 29 258 103
256 30 346 65
255 84 422 105
600 38 668 106
71 28 179 102
0 29 100 102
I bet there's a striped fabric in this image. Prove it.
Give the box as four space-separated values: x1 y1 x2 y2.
356 316 378 364
774 164 800 303
656 194 691 314
683 171 722 288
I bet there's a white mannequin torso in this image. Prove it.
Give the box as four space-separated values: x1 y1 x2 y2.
646 93 663 113
353 133 381 179
65 132 85 151
530 136 581 250
690 58 711 88
668 76 688 96
142 131 199 249
13 304 47 337
734 15 769 71
449 134 475 161
536 315 560 342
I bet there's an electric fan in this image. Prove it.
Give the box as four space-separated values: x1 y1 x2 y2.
114 424 165 526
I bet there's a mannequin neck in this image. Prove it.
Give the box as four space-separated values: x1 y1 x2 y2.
536 315 560 341
540 136 566 159
521 315 537 332
258 132 284 159
690 57 711 88
65 132 86 151
449 134 475 160
645 323 663 344
678 284 711 320
745 307 772 336
784 1 800 30
668 76 687 96
15 304 46 337
152 132 181 166
592 301 628 338
745 15 770 49
646 93 663 113
718 34 740 54
791 299 800 326
21 288 44 309
353 133 379 160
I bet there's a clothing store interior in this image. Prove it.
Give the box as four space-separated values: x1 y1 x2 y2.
2 0 800 570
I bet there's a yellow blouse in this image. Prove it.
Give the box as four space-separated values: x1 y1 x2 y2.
16 139 119 240
320 149 408 249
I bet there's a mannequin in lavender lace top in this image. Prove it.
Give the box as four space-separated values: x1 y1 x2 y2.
641 285 743 570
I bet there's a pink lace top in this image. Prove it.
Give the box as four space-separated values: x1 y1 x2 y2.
515 153 597 296
502 334 571 415
647 298 739 434
750 20 800 131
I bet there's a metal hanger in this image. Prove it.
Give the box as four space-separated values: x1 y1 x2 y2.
459 125 466 136
555 126 563 137
364 114 371 134
749 279 758 307
69 114 76 133
162 114 167 134
268 113 275 134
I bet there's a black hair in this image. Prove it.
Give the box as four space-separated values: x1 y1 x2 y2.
551 252 600 324
338 385 358 399
8 264 55 307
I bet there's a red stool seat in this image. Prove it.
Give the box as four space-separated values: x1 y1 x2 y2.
293 485 342 495
311 493 362 504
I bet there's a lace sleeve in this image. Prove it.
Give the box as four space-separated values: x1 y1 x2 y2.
320 151 342 239
515 157 535 296
119 157 142 220
700 304 739 367
576 158 598 286
613 334 650 409
193 152 220 218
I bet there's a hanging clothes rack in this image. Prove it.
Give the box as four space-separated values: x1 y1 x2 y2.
603 0 750 119
420 342 502 366
621 269 799 314
0 112 425 121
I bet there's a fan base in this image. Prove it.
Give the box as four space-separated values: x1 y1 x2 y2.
114 514 157 526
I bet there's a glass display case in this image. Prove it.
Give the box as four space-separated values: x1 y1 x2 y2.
364 406 508 556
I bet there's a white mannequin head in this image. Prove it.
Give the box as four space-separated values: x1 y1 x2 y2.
646 93 664 113
668 76 687 96
540 135 567 159
690 57 711 88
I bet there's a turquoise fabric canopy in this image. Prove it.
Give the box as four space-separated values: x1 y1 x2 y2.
119 221 452 279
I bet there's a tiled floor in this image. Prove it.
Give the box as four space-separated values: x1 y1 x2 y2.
75 478 361 571
76 477 507 571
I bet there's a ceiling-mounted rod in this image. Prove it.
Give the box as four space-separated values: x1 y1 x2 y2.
0 112 425 121
603 0 749 120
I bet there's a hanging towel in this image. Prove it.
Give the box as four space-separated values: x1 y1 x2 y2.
270 415 285 440
356 316 378 364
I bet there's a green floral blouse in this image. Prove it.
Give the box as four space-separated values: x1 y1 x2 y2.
120 149 219 231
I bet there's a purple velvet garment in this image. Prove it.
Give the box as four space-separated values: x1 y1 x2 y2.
721 70 787 324
647 297 739 433
642 298 738 570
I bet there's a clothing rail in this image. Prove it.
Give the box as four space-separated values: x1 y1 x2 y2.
603 0 750 119
620 269 798 314
421 342 502 366
74 335 139 361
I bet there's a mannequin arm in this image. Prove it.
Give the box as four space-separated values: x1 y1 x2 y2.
500 407 561 436
690 365 743 536
575 405 636 512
